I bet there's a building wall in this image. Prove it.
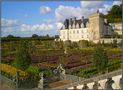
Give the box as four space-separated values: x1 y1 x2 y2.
60 28 89 42
114 23 122 35
88 13 101 41
68 28 89 41
60 29 69 41
59 13 115 43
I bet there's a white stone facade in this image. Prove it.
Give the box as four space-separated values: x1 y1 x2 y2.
59 12 114 43
60 28 89 42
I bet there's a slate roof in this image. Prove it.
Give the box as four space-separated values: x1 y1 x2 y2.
61 17 89 30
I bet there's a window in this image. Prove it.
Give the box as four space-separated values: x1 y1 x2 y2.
81 30 83 33
77 30 79 33
73 31 75 34
82 35 83 38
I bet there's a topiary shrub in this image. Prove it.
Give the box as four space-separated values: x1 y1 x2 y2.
79 40 89 48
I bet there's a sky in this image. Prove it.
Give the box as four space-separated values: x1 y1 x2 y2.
1 0 122 37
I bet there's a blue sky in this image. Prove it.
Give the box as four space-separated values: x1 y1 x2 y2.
1 0 121 37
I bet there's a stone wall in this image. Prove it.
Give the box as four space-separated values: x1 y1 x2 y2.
53 69 122 89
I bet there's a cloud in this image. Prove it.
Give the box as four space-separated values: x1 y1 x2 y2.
55 1 117 22
81 1 104 8
21 23 54 32
1 18 18 27
56 22 63 29
40 6 51 14
1 27 13 33
113 0 122 6
55 5 82 22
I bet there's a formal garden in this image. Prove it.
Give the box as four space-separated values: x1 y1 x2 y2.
1 36 122 88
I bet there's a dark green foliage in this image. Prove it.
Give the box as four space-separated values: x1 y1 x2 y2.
77 67 97 78
54 41 64 49
105 4 122 23
18 74 40 88
64 40 72 48
32 34 39 38
7 34 15 38
93 46 108 74
14 41 31 70
108 60 121 71
71 42 79 49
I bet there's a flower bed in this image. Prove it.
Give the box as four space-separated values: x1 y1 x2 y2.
1 64 28 78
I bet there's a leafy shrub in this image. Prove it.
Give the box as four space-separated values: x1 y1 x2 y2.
26 65 40 74
71 42 79 49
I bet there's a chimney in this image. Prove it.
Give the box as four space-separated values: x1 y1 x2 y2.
74 17 76 21
66 19 69 29
97 10 99 13
74 17 76 28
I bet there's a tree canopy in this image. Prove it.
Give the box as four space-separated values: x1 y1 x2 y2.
105 4 122 23
93 46 108 74
14 41 31 70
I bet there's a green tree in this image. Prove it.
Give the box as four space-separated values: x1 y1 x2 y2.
32 34 39 38
14 41 31 70
7 34 15 38
105 4 122 23
93 46 108 74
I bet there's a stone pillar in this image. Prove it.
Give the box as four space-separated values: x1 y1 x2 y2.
120 76 123 89
82 84 89 90
105 77 114 90
38 73 43 89
93 81 100 90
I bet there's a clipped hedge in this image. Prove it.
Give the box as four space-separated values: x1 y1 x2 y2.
76 59 121 78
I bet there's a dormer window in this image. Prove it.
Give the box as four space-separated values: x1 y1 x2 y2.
76 23 79 28
73 31 75 34
77 30 79 34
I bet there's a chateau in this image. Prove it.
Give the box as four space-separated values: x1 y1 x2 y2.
59 11 121 43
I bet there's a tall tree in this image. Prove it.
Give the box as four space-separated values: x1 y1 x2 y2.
93 46 108 74
14 41 31 70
